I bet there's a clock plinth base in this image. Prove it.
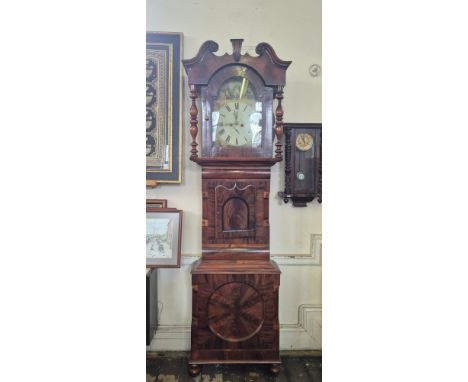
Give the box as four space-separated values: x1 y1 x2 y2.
189 259 281 370
187 361 281 377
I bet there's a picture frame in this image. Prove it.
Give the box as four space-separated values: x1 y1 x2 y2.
146 208 183 268
146 32 183 186
146 199 168 208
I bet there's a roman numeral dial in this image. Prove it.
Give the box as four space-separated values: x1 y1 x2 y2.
213 100 255 147
210 77 264 148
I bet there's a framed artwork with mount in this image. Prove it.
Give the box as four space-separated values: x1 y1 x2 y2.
146 208 183 268
279 122 322 207
146 32 183 187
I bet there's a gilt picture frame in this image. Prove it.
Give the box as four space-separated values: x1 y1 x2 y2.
146 32 183 186
146 208 183 268
146 199 168 208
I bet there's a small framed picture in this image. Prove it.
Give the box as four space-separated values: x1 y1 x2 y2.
146 199 168 208
146 208 183 268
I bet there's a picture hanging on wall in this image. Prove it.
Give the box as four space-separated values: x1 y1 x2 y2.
146 199 168 208
146 208 183 268
146 32 183 186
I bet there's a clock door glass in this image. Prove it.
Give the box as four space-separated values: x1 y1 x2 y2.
211 77 263 148
294 130 317 194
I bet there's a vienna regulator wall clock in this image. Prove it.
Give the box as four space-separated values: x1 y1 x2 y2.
182 39 291 376
279 123 322 206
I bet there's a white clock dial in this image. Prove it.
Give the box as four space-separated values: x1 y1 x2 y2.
213 101 255 147
211 76 264 148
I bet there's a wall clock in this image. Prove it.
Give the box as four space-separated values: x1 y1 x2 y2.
182 39 291 377
280 123 322 206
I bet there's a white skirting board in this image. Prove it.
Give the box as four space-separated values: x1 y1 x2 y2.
279 304 322 350
147 304 322 351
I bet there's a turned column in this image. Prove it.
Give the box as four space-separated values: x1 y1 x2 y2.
189 85 199 160
274 86 284 160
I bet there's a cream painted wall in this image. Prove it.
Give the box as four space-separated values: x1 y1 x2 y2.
147 0 322 349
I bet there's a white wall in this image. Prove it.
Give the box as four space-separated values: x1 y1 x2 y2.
147 0 322 350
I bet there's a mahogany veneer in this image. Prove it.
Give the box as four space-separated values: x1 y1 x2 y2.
182 39 290 377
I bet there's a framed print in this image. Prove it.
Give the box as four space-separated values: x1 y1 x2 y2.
146 199 167 208
146 32 183 186
146 209 183 268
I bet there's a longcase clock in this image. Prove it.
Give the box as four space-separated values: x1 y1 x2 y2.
182 39 291 377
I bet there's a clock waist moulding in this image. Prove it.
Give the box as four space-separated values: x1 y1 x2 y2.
182 39 291 377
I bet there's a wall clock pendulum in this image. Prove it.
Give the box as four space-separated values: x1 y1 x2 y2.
182 39 291 377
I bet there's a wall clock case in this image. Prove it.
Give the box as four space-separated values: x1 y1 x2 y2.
280 123 322 206
182 39 291 377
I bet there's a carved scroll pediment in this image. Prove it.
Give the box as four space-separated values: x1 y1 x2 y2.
182 39 291 86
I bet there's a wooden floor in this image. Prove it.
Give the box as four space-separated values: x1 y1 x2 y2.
146 352 321 382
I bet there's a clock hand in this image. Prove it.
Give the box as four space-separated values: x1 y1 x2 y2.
239 78 249 100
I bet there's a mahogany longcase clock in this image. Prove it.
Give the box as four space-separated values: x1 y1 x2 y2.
182 39 291 377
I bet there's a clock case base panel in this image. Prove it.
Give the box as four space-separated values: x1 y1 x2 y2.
189 259 281 367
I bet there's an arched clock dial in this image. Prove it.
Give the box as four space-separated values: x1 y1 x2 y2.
211 77 263 148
